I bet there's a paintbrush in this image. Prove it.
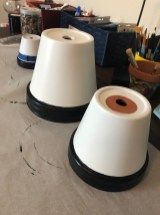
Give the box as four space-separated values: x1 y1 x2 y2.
153 38 160 61
141 28 147 56
126 48 139 69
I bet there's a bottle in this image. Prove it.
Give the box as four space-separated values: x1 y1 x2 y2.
75 6 81 16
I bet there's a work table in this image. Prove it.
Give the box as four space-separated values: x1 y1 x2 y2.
0 29 160 215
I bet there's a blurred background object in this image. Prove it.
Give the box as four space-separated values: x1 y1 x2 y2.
44 0 53 3
20 6 41 35
3 0 25 34
129 60 160 99
3 0 23 14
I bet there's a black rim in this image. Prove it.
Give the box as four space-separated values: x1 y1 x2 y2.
17 57 35 69
68 130 149 192
26 83 88 123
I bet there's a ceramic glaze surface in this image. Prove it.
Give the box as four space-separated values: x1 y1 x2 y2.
73 86 151 177
19 34 40 56
30 28 97 107
44 28 93 44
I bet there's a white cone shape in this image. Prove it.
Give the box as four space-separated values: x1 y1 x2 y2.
73 86 151 177
30 28 97 107
19 34 40 56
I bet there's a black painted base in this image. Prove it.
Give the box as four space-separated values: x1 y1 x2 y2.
26 83 88 123
17 57 35 69
68 130 149 192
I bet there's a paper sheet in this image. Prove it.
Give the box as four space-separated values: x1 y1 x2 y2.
0 44 160 215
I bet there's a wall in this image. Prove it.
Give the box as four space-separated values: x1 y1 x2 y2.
59 0 160 34
0 1 7 23
0 0 160 34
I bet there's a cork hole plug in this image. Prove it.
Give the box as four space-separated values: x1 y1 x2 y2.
116 99 127 107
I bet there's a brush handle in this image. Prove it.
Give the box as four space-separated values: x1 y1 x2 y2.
154 63 160 72
126 48 138 69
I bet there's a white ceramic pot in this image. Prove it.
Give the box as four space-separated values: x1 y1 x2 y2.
17 34 40 69
68 86 151 191
27 28 97 122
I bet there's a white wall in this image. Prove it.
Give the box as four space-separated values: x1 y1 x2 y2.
0 1 7 23
59 0 143 23
141 0 160 33
0 0 160 34
59 0 160 34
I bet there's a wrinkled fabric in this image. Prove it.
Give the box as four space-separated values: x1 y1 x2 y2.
0 44 160 215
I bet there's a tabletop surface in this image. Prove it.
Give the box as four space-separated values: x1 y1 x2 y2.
0 31 160 215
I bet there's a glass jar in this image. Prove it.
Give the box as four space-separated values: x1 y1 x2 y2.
3 0 23 14
20 6 41 35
